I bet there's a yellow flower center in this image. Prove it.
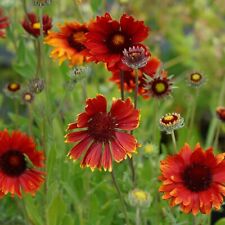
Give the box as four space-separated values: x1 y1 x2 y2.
191 73 201 82
163 115 174 122
155 82 166 93
112 34 125 46
73 31 86 43
33 23 41 29
144 144 154 153
133 190 148 201
24 94 32 101
9 83 19 91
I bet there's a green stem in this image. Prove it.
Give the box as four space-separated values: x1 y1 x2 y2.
111 171 130 225
134 69 139 109
28 104 33 135
213 124 220 150
171 130 177 152
136 207 140 225
120 70 125 100
192 214 197 225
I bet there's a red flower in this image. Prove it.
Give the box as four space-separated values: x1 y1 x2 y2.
110 57 161 98
65 95 140 171
0 130 45 198
85 13 149 71
159 143 225 215
216 106 225 123
0 8 9 38
22 12 52 37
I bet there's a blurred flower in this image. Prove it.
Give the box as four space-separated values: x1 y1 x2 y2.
216 106 225 123
187 72 205 88
110 57 161 98
159 112 184 134
85 13 149 71
33 0 51 6
45 22 89 66
0 8 9 38
4 82 21 98
22 92 35 104
129 189 151 207
65 95 140 171
144 143 157 154
29 78 45 93
159 143 225 215
0 130 44 198
144 71 173 99
22 12 52 37
122 44 150 69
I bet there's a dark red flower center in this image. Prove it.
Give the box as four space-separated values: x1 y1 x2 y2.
107 32 130 53
151 79 169 96
0 150 27 177
161 114 178 125
67 28 88 52
182 163 212 192
7 83 20 92
88 112 116 142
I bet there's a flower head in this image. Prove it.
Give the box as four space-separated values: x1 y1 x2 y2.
122 45 150 69
4 82 21 98
129 189 151 207
0 8 9 38
33 0 51 6
22 91 35 104
45 22 89 66
216 106 225 123
159 143 225 215
22 12 52 37
159 112 184 134
29 78 45 94
187 72 205 88
0 130 45 198
144 71 173 99
110 57 161 98
65 95 140 171
85 13 149 71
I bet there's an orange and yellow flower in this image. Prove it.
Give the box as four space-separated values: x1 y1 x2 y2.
0 130 45 198
65 95 140 171
159 143 225 215
45 22 89 66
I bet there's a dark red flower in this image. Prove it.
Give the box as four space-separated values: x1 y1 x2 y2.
85 13 149 71
110 57 161 98
0 8 9 38
216 106 225 123
0 130 45 198
22 12 52 37
65 95 140 171
159 143 225 215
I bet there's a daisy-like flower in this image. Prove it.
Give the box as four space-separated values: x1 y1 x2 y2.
144 71 173 99
22 12 52 37
29 78 45 94
0 8 9 38
187 72 205 87
159 112 184 134
110 57 161 98
159 143 225 215
33 0 51 6
45 22 89 66
65 94 140 171
22 92 35 104
4 82 21 98
129 188 151 207
85 13 149 71
216 106 225 123
122 44 150 70
0 130 44 198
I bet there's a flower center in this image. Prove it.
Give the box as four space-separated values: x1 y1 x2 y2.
182 164 212 192
161 114 178 125
88 112 116 142
112 34 125 46
33 22 41 29
190 73 202 82
133 190 148 201
155 82 167 93
151 79 169 96
7 83 20 92
0 150 27 177
67 28 88 52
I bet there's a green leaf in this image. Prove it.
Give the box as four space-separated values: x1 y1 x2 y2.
90 0 103 12
215 218 225 225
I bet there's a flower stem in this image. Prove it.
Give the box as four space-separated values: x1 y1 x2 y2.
134 69 139 109
192 215 197 225
136 207 141 225
111 171 130 225
171 130 177 152
213 124 220 150
120 70 125 100
28 104 33 135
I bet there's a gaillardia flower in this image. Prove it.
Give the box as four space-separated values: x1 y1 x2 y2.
22 12 52 37
216 106 225 123
0 130 45 198
129 188 151 207
45 22 89 65
29 78 45 94
22 91 35 104
85 13 149 71
110 57 161 98
0 8 9 38
4 82 21 98
159 112 184 134
159 143 225 215
65 95 140 171
187 72 205 87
